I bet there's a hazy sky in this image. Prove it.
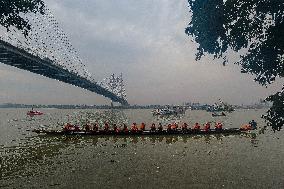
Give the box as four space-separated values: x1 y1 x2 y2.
0 0 282 105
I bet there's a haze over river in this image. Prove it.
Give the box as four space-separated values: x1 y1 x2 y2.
0 108 283 189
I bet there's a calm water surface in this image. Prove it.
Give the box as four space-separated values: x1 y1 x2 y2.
0 108 283 189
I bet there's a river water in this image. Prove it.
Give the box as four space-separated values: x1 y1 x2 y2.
0 108 283 189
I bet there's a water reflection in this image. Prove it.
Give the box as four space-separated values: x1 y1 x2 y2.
0 130 260 181
81 131 262 146
250 138 259 147
54 133 252 146
0 136 68 180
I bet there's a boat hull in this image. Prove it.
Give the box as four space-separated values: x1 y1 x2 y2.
33 128 243 136
27 111 43 116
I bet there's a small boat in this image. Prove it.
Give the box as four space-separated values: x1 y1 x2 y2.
33 128 243 136
207 99 234 112
152 106 187 116
212 112 226 117
27 109 43 116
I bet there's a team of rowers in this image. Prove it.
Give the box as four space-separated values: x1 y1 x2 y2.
63 121 224 133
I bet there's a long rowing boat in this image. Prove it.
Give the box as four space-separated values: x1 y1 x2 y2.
33 128 243 136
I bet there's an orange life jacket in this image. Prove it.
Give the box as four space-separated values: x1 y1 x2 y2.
140 123 146 130
171 123 178 130
241 124 252 130
64 123 69 129
193 124 200 130
215 123 223 129
204 123 210 131
131 125 138 131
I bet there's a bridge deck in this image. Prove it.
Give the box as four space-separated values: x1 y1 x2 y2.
0 40 128 105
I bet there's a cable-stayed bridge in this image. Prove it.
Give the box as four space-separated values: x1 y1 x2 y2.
0 3 128 105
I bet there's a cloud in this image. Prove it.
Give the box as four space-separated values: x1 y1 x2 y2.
0 0 282 105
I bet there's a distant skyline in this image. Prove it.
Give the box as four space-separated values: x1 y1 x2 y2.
0 0 282 105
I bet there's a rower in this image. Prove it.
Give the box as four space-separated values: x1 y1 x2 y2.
174 123 178 130
204 122 211 132
93 123 99 132
215 122 223 131
63 123 73 131
84 122 91 131
193 122 200 131
171 123 178 131
74 125 80 131
249 120 257 130
150 123 156 132
122 124 129 133
131 123 139 132
84 123 91 131
115 126 120 133
158 123 163 132
140 122 146 131
167 124 172 132
63 123 68 131
182 122 188 131
104 123 110 132
113 124 120 133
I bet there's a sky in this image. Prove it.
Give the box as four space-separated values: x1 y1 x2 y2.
0 0 282 105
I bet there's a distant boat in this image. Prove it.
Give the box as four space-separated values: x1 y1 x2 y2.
152 106 187 116
27 108 43 117
212 112 226 117
207 99 234 112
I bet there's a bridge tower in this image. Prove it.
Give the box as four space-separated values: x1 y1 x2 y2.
106 73 127 107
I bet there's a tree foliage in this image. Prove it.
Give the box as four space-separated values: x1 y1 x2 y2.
0 0 45 37
185 0 284 129
262 88 284 130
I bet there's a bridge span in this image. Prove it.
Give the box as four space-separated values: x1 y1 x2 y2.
0 39 129 106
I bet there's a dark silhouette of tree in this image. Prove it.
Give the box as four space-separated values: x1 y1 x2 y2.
185 0 283 129
0 0 45 37
262 88 283 130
